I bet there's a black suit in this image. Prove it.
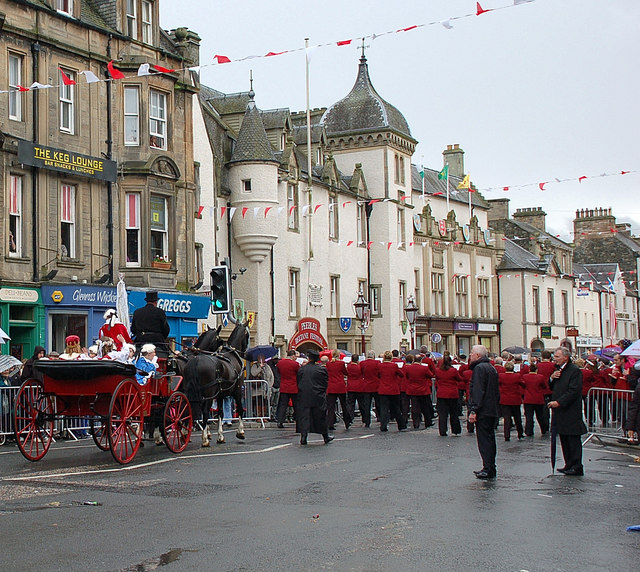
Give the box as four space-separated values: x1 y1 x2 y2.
296 362 329 437
551 361 587 472
131 303 170 350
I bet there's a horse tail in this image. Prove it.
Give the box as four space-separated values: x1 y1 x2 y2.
183 357 203 420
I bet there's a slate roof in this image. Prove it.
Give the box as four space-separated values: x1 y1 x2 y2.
614 232 640 253
260 109 290 130
573 263 613 293
502 218 571 251
229 94 278 164
410 164 488 208
499 239 542 271
207 92 252 115
321 55 415 142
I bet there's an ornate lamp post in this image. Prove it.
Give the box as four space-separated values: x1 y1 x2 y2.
353 289 370 355
404 295 418 350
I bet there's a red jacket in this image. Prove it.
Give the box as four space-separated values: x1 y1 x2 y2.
522 372 547 405
460 368 473 397
404 363 432 396
593 369 612 389
499 372 525 406
536 361 555 396
360 359 380 392
326 360 347 394
378 361 403 395
276 358 300 394
98 322 132 350
580 368 596 397
434 367 462 399
346 362 365 392
494 364 506 374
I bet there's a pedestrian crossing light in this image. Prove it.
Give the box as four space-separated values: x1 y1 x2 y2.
210 265 230 314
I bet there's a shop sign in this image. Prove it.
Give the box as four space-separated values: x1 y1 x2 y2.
577 287 590 297
540 326 552 339
18 140 117 182
0 288 39 303
454 322 476 331
289 317 328 350
42 285 117 306
566 328 579 337
128 291 211 318
477 323 498 332
576 336 603 347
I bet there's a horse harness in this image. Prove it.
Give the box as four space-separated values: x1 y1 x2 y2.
198 345 244 398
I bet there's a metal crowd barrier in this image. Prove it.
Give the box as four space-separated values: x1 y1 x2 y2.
0 385 20 445
583 387 634 445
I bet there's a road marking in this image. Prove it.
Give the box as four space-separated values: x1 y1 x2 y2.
0 443 292 482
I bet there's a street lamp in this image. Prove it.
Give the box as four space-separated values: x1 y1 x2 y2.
353 289 370 355
404 295 418 350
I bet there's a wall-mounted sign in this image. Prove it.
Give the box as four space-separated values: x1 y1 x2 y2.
540 326 552 339
482 229 491 246
454 322 476 332
339 317 352 333
289 317 328 350
0 288 39 303
462 225 470 243
413 214 422 232
566 328 579 337
438 220 448 237
18 140 117 182
431 332 442 344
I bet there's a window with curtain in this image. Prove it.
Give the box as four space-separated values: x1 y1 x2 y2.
59 68 75 133
9 175 22 257
60 184 76 258
9 53 22 121
150 195 168 262
125 193 140 266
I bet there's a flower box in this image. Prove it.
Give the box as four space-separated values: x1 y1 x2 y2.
151 261 171 270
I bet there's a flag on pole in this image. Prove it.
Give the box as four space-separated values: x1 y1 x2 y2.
457 173 471 189
438 165 448 180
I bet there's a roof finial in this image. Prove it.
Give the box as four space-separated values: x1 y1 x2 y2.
360 37 367 62
249 69 255 99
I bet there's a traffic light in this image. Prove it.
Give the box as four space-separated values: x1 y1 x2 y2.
210 265 230 314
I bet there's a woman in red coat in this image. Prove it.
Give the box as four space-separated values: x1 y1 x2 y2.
499 362 525 441
325 349 353 430
434 354 462 436
404 354 434 429
346 354 370 428
522 362 549 436
377 351 407 432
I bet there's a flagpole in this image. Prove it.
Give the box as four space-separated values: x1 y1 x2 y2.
305 38 313 262
421 163 425 202
468 183 472 220
446 169 450 213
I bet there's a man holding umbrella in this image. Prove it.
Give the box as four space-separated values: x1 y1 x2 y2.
548 346 587 476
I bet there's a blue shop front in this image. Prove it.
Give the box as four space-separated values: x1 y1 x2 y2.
42 285 119 352
128 290 211 349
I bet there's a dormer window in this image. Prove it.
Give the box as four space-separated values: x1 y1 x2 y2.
57 0 73 16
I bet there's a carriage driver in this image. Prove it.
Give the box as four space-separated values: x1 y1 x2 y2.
131 291 170 356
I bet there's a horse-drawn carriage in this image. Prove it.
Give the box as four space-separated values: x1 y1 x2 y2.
13 357 192 464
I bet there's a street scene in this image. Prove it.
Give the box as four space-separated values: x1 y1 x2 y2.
0 422 638 572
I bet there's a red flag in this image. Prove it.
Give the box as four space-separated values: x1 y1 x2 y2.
264 207 272 218
17 85 30 92
265 51 287 57
214 54 231 64
337 40 352 46
107 60 125 79
59 68 76 85
241 207 248 219
153 64 175 74
220 206 227 218
397 25 418 32
578 176 587 183
476 2 492 15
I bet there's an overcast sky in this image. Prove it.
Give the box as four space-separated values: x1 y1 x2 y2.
160 0 639 239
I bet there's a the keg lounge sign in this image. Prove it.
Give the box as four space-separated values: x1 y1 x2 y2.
18 140 117 182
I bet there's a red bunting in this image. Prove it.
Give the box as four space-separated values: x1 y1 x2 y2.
476 2 492 15
214 54 231 64
538 182 547 190
397 25 418 32
265 51 287 57
387 242 393 250
578 176 587 183
314 205 322 214
264 207 272 218
241 207 248 218
59 68 76 85
367 242 373 249
220 206 227 219
289 206 296 216
107 61 125 79
197 206 204 217
17 85 30 92
153 65 175 74
621 171 629 175
433 192 444 196
347 241 353 247
337 40 352 46
503 187 510 191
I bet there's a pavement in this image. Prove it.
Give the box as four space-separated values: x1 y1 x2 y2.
0 419 638 571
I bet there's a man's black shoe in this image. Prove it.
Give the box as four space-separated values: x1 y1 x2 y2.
473 469 485 475
277 423 284 429
300 434 308 445
556 466 568 473
323 435 334 444
563 468 584 476
475 470 496 479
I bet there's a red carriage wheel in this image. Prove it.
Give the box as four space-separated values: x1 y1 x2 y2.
90 418 110 451
162 391 193 453
13 380 55 461
107 379 144 464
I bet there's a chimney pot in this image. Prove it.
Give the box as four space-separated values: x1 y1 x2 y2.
454 144 459 149
447 145 452 150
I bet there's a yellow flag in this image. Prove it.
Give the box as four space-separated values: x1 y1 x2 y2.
457 173 470 189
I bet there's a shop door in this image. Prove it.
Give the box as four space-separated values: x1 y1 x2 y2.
50 312 87 353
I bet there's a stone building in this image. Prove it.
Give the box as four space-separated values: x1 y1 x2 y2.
0 0 201 357
194 53 504 355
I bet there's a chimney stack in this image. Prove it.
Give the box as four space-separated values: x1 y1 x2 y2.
487 198 510 222
443 144 464 178
513 207 547 232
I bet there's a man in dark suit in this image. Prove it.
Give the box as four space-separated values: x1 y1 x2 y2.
131 291 170 354
468 345 500 479
296 349 333 445
548 346 587 475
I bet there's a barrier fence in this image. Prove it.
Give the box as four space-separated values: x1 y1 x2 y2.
583 387 634 445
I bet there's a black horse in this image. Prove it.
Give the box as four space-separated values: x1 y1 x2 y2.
183 321 249 446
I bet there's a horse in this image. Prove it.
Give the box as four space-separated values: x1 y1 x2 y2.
183 321 250 447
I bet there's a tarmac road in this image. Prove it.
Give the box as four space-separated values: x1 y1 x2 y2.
0 422 638 572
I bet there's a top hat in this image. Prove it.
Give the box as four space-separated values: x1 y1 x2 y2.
145 291 159 302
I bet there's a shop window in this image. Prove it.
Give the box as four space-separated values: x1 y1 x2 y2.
60 184 76 258
125 193 140 266
9 175 22 257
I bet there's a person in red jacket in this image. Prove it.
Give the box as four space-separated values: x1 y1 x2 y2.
593 360 613 426
346 354 369 428
522 362 549 436
578 358 597 428
499 362 525 441
359 350 380 426
536 350 555 403
609 353 631 426
275 350 300 427
404 354 434 429
434 354 463 436
461 367 474 433
99 309 132 350
325 349 353 430
378 350 407 432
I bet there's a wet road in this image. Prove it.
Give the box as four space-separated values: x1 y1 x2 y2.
0 422 638 571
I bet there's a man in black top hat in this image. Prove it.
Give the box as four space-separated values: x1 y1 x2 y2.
131 291 170 353
296 349 333 445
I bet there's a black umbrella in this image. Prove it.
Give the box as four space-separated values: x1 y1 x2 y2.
502 345 530 355
550 408 557 475
244 345 279 362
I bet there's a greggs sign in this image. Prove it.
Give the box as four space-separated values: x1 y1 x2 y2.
288 317 328 351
